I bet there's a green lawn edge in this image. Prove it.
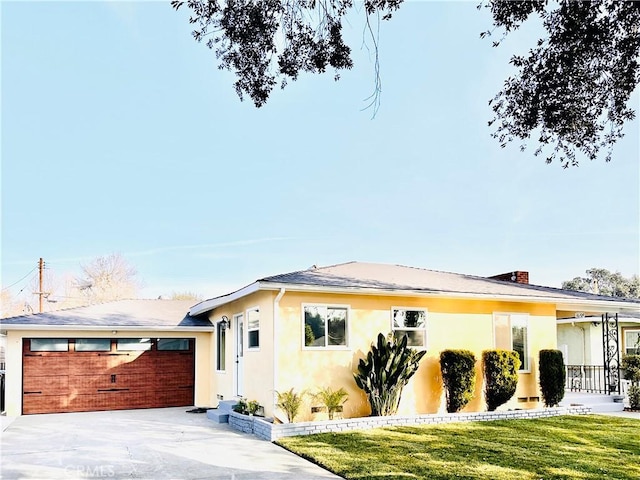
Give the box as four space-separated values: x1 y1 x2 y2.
276 415 640 480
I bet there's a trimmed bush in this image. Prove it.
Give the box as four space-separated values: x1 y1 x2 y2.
354 332 426 416
539 349 566 407
440 349 476 413
482 350 521 411
622 354 640 410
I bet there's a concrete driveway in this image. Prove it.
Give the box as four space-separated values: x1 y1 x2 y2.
1 407 340 479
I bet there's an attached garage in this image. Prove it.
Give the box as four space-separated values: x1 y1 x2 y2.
22 337 195 414
1 299 214 417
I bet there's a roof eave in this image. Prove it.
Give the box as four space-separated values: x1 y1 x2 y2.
0 325 214 332
187 280 640 316
262 282 640 313
189 282 264 316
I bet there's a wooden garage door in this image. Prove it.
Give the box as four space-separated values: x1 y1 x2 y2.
23 338 195 414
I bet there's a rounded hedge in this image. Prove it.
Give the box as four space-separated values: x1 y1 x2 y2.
539 349 566 407
482 349 520 411
440 349 476 413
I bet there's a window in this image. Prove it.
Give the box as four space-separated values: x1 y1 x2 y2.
494 313 529 371
217 322 226 371
30 338 68 352
157 338 190 351
304 305 348 348
625 329 640 355
247 308 260 349
116 338 151 351
75 338 111 352
392 308 427 348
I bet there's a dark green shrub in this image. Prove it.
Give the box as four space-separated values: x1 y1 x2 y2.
232 398 248 414
440 349 476 413
622 354 640 383
622 354 640 410
539 349 566 407
354 332 426 416
482 350 521 411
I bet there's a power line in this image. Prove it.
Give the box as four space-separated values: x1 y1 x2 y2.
2 267 37 291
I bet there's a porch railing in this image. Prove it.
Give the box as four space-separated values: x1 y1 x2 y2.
565 365 622 394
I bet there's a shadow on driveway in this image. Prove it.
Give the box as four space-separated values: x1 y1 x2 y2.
1 407 340 479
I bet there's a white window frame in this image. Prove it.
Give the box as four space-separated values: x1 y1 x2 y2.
624 328 640 355
301 303 350 350
390 307 428 349
493 312 530 373
216 320 227 373
246 306 260 351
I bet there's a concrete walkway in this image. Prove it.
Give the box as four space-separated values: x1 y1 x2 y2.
0 407 340 479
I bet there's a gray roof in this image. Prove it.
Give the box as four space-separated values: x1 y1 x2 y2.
259 262 640 304
1 299 212 330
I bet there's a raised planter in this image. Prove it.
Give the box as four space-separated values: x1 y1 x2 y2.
229 406 592 442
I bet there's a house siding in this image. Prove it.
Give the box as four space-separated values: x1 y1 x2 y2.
274 291 557 420
205 290 276 413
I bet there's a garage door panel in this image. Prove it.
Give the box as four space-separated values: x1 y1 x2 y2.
24 375 69 395
23 338 195 414
155 387 194 407
155 353 194 368
154 372 194 389
68 355 122 371
23 355 69 374
23 395 68 415
109 353 155 374
68 375 115 394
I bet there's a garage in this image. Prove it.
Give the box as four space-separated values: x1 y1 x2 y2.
22 337 195 414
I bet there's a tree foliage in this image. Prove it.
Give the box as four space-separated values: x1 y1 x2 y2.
561 268 640 299
76 253 140 303
171 0 403 108
483 0 640 167
173 1 639 167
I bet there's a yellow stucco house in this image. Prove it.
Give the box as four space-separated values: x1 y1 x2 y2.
191 262 640 420
2 262 638 419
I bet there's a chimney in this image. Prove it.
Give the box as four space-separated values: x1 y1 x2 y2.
488 271 529 285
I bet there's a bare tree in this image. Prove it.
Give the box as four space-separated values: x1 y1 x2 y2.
76 253 140 303
1 289 24 318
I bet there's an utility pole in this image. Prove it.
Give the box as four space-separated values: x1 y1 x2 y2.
38 257 44 313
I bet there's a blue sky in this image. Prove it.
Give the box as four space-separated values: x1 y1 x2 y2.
2 1 639 305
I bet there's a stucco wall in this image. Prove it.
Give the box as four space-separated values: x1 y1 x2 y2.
274 292 558 419
3 329 212 417
205 290 275 414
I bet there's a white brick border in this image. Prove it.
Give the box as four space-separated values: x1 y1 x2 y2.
229 406 592 442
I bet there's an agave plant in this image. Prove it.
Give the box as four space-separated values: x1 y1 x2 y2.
354 332 426 416
313 387 349 420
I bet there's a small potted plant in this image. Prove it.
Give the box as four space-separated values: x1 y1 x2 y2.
247 400 261 416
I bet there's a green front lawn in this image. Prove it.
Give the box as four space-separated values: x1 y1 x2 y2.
277 415 639 479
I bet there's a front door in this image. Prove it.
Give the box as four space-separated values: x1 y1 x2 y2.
234 314 244 397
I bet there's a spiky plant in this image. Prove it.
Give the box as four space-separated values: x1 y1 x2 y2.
354 332 426 416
